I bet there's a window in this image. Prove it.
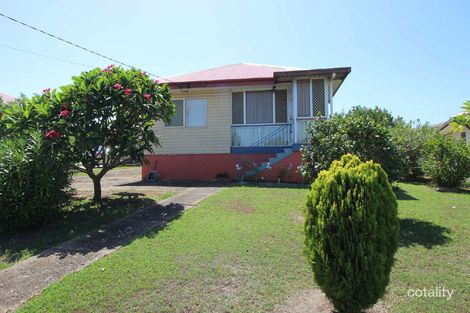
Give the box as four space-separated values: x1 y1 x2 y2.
297 79 310 117
165 98 207 127
275 90 288 123
461 132 467 144
166 100 184 126
312 79 326 116
231 89 288 125
296 79 326 118
246 91 273 124
185 99 207 127
232 92 244 124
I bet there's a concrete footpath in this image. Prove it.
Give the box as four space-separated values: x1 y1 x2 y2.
0 186 222 313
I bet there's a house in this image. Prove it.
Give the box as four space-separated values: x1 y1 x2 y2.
143 63 351 183
0 91 15 103
437 119 469 145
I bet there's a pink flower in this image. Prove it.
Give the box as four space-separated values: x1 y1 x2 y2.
45 130 60 139
102 64 114 73
59 109 70 118
153 79 160 84
143 93 152 101
123 88 132 96
113 83 123 90
43 88 51 93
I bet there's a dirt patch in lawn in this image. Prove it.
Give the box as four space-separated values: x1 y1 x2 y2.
289 211 304 224
223 200 256 214
272 289 388 313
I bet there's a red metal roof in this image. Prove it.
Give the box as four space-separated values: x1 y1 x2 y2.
165 63 351 89
0 91 15 103
167 63 304 83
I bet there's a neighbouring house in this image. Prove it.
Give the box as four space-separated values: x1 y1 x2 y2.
0 91 15 103
437 118 469 145
143 63 351 183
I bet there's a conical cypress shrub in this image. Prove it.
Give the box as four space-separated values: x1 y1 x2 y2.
304 154 399 313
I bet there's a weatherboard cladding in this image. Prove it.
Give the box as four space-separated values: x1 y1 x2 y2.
152 87 232 154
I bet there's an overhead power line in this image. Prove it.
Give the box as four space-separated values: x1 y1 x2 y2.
0 43 94 68
0 11 165 80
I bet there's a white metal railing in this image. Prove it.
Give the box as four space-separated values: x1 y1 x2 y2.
231 124 291 147
296 118 320 143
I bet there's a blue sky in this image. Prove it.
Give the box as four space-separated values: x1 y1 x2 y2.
0 0 468 124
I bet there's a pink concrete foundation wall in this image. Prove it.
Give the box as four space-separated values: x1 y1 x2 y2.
142 152 304 183
251 151 305 183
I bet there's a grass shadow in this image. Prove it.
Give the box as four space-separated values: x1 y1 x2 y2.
120 179 233 188
394 187 418 200
0 193 162 267
399 218 451 249
36 202 185 260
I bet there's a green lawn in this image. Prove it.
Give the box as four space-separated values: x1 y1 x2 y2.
0 192 174 270
388 183 470 312
15 183 470 312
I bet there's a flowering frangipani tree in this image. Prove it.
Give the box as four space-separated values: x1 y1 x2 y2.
2 65 174 201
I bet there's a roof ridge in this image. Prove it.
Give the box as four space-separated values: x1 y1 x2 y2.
167 63 242 79
239 62 305 70
167 62 304 79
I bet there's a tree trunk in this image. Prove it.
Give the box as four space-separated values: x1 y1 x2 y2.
92 177 102 202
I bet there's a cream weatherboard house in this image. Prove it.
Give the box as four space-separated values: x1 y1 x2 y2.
143 63 350 183
437 119 469 145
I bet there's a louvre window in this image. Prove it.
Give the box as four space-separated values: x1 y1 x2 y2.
166 99 184 126
312 79 326 116
275 90 288 123
231 92 244 124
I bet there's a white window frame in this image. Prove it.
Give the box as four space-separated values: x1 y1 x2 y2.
165 98 207 128
230 88 288 126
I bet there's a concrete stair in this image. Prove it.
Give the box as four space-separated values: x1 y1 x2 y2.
244 147 293 179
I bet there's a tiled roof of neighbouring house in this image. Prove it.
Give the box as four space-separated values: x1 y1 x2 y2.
0 91 15 103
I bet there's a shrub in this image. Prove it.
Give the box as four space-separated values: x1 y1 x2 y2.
301 106 401 183
391 122 439 180
304 154 399 313
420 134 470 187
0 131 73 232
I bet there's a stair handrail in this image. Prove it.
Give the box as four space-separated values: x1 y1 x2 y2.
250 123 292 147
